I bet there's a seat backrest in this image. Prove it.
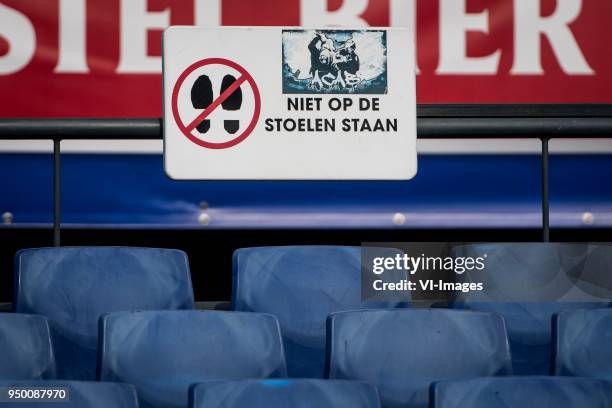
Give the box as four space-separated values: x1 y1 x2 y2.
554 308 612 377
14 247 194 380
432 376 612 408
232 246 409 377
99 310 287 408
189 379 381 408
0 313 56 380
326 309 511 408
0 380 138 407
451 243 612 375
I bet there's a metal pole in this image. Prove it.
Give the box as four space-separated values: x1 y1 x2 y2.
53 138 61 247
541 137 550 242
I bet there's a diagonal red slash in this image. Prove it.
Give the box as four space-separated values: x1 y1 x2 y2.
186 74 247 133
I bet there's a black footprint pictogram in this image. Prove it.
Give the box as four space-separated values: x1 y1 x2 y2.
220 74 243 134
191 75 213 133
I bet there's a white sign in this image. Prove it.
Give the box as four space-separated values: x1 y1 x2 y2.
163 26 417 180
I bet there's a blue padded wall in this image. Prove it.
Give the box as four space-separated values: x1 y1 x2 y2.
3 153 612 229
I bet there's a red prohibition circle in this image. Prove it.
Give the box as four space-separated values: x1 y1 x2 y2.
171 58 261 149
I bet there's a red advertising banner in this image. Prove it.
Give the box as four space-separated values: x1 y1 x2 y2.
1 0 611 117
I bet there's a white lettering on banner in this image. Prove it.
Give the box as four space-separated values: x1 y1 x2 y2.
437 0 501 74
195 0 222 27
55 0 89 73
512 0 593 75
0 3 36 75
300 0 370 27
390 0 420 73
0 0 597 76
117 0 170 73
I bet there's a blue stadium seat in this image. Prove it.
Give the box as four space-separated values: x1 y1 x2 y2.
98 310 287 408
431 376 612 408
14 247 194 380
0 380 138 407
554 308 612 377
189 379 381 408
232 246 409 378
326 309 511 408
451 243 611 375
0 313 55 380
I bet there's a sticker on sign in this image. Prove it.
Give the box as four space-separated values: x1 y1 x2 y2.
163 26 417 180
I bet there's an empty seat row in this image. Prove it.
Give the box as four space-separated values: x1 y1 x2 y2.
10 244 612 381
233 244 611 376
7 243 612 408
0 311 376 407
5 307 612 407
1 309 502 407
13 246 407 381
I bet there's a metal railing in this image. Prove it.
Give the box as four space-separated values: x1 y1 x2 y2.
1 104 612 245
